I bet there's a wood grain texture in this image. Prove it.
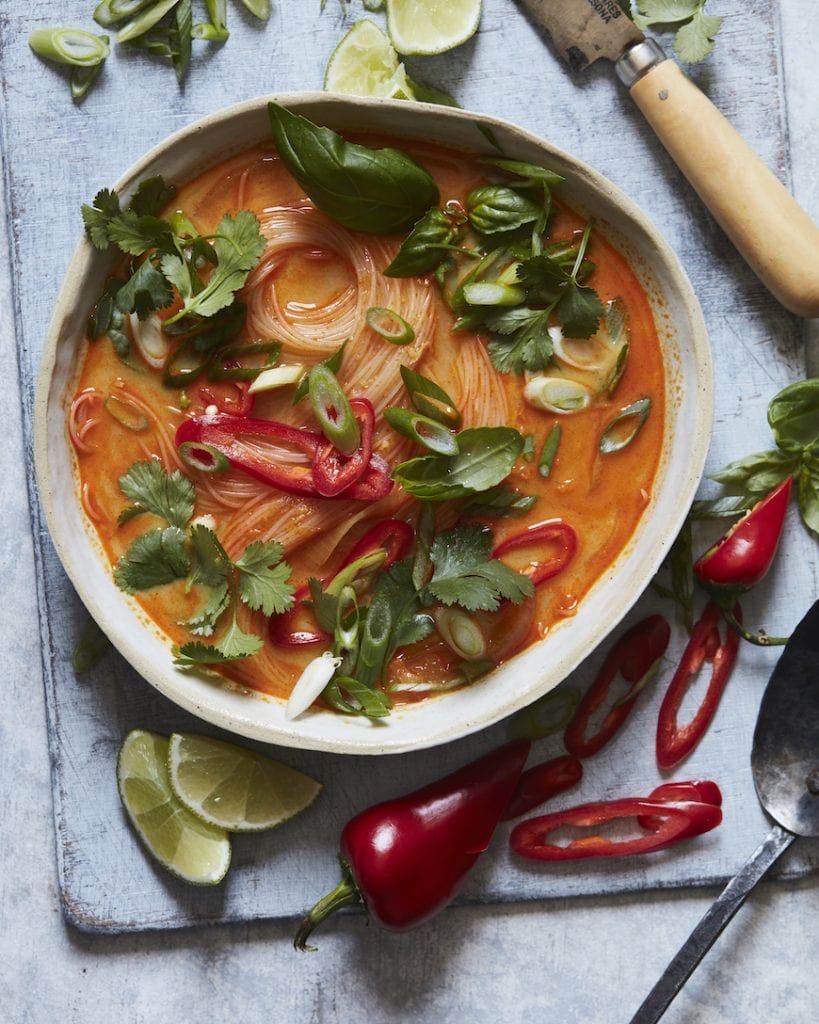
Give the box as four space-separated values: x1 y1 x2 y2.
1 0 817 936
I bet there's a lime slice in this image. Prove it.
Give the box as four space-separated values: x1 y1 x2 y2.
324 19 402 97
386 0 482 56
167 732 322 832
117 729 231 886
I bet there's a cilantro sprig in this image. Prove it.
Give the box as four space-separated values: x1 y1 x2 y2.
626 1 723 64
112 459 294 665
82 175 265 359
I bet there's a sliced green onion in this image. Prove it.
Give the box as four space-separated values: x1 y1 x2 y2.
524 376 592 414
116 0 181 44
605 341 630 397
507 685 582 740
461 281 526 306
322 675 391 718
29 27 110 66
434 608 486 661
93 0 155 26
334 585 360 654
355 599 392 689
293 340 347 404
599 397 652 454
538 423 561 477
285 651 343 721
460 486 537 519
365 307 416 346
325 550 386 599
248 363 305 394
164 339 210 388
238 0 270 18
308 364 360 456
104 394 150 431
70 60 105 100
178 441 231 474
207 340 281 381
399 365 461 428
192 0 228 40
384 407 459 455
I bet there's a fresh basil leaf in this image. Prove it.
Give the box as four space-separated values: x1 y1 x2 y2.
393 426 525 501
768 378 819 453
689 494 758 519
466 185 543 235
709 449 798 494
267 102 440 234
798 458 819 534
383 208 459 277
485 158 565 190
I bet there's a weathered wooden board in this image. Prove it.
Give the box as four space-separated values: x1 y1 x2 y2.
2 0 817 933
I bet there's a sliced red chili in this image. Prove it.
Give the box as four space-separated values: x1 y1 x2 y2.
563 615 670 758
196 379 256 416
312 398 376 497
268 582 330 648
637 780 723 838
175 413 321 496
501 754 583 821
339 518 415 572
655 601 741 770
509 796 721 861
491 519 577 586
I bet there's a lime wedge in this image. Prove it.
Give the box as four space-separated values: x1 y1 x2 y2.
324 19 402 96
167 732 322 832
117 729 231 886
386 0 482 56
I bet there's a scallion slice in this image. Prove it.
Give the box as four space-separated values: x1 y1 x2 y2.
308 364 360 456
384 407 459 455
178 441 230 474
365 307 416 346
434 608 486 661
599 397 652 454
538 423 561 477
29 27 110 66
523 376 592 414
93 0 156 27
399 365 461 429
104 394 149 431
115 0 181 44
461 281 526 306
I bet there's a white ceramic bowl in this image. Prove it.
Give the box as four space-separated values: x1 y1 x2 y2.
34 93 712 755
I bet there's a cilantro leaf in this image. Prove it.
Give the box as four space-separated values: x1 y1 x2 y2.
426 525 534 612
106 210 174 256
182 582 231 636
187 524 232 587
129 176 177 217
631 2 722 63
114 259 175 320
81 188 122 249
485 307 553 373
163 210 266 322
118 461 195 529
114 527 190 593
173 608 263 667
556 280 606 338
235 540 295 616
673 10 722 63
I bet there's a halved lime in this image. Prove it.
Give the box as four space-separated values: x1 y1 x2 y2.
117 729 231 885
167 732 322 832
324 19 401 96
386 0 482 56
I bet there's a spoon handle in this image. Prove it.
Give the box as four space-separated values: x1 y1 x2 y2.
629 823 796 1024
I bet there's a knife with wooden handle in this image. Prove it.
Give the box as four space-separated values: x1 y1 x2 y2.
516 0 819 318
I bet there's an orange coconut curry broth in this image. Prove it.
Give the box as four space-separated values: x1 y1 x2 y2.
68 137 665 706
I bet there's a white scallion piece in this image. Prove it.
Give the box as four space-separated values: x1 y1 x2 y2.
248 364 305 394
129 312 169 369
524 376 592 414
285 652 342 721
434 608 486 661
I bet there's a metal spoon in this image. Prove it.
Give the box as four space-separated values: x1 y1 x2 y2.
630 599 819 1023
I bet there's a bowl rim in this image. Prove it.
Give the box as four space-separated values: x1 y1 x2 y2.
33 91 713 754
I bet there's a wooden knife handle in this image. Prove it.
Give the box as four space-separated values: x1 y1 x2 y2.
628 58 819 318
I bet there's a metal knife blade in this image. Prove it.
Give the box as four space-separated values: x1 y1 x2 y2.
516 0 643 71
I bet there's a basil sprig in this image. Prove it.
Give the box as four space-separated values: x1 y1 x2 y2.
267 103 440 234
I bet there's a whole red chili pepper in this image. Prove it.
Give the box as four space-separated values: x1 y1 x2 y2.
294 739 531 950
491 519 578 586
563 615 670 758
693 476 792 645
501 754 583 821
655 601 740 770
509 794 721 861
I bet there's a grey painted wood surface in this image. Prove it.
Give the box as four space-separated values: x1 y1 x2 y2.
1 1 818 1020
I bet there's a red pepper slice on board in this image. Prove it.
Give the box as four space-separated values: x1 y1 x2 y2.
338 518 415 571
501 754 583 821
294 739 531 949
563 615 670 758
655 601 740 770
694 476 792 646
637 780 723 838
491 519 577 586
509 795 721 861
